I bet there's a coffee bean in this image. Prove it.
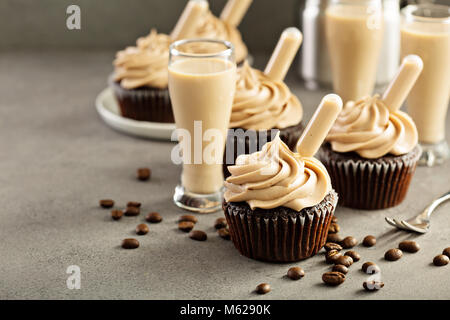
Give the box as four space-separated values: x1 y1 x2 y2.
124 206 140 216
214 217 227 229
345 250 361 262
145 212 162 223
327 233 343 244
363 281 384 291
325 250 342 264
121 238 139 249
322 272 345 286
287 267 305 280
331 216 338 223
362 262 380 274
328 223 340 234
332 264 348 274
256 283 271 294
179 214 198 224
218 228 230 240
335 255 353 267
385 248 403 261
189 230 207 241
342 236 358 249
111 209 123 220
443 247 450 258
135 223 149 235
324 242 343 252
100 199 114 208
433 254 449 266
137 168 151 181
178 221 195 232
127 201 141 208
362 235 376 247
399 240 420 253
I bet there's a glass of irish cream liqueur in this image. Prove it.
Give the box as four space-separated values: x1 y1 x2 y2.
168 39 236 212
401 4 450 166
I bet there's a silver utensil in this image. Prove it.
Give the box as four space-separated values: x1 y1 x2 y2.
385 190 450 233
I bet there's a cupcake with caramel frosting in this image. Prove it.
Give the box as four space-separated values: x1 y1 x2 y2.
224 61 303 177
109 29 174 123
321 94 421 209
223 134 338 262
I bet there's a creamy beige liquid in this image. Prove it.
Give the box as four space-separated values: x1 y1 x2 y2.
169 58 236 194
325 4 384 103
401 23 450 144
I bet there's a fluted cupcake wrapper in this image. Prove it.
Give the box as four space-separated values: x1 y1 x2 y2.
320 144 421 210
223 191 338 263
108 75 174 123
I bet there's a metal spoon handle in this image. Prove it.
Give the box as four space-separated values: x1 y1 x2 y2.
425 191 450 219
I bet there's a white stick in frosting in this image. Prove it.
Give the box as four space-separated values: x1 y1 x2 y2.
171 0 209 41
264 27 303 82
382 54 423 113
220 0 253 27
296 94 343 157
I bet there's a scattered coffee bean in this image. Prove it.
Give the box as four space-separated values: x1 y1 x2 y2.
179 214 198 224
189 230 207 241
135 223 149 235
342 236 358 249
121 238 139 249
345 250 361 262
328 223 340 234
362 262 380 274
111 209 123 221
331 216 338 223
385 248 403 261
322 272 345 286
362 235 376 247
137 168 151 181
218 228 230 240
332 264 348 274
325 249 342 264
127 201 141 208
433 254 449 266
399 240 420 253
99 199 114 208
335 255 353 267
145 212 162 223
124 206 140 217
327 233 343 244
214 217 227 229
443 247 450 258
178 221 195 232
287 267 305 280
324 242 343 252
256 283 271 294
363 281 384 291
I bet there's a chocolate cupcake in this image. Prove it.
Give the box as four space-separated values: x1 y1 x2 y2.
321 95 421 209
109 29 174 123
223 62 303 177
223 134 338 262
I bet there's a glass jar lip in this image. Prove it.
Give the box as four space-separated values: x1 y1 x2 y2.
170 38 234 59
402 4 450 24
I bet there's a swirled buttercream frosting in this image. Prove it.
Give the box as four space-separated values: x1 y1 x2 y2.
192 11 248 63
113 29 171 89
229 61 303 130
326 95 418 159
224 134 331 211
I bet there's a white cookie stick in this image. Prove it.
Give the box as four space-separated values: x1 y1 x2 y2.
220 0 253 27
171 0 209 41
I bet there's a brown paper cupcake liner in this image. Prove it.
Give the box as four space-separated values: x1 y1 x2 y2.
223 190 338 262
109 75 174 123
320 144 421 210
223 122 304 178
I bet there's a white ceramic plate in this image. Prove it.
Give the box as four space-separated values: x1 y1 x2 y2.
95 87 176 141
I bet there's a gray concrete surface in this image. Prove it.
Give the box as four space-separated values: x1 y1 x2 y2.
0 50 449 300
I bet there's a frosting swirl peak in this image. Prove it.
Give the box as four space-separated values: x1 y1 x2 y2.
326 95 418 158
229 61 303 130
113 29 171 89
224 134 331 211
